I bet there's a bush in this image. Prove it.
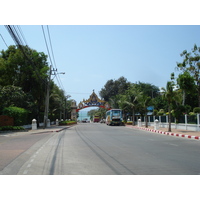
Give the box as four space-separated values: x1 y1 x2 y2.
0 126 25 131
2 106 28 126
193 107 200 114
153 109 158 116
158 109 165 116
59 120 77 125
125 121 133 125
189 112 195 116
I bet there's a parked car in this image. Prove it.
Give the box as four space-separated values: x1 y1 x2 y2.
100 119 105 123
82 118 88 123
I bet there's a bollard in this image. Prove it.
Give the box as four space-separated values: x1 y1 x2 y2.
47 119 50 127
154 119 159 130
56 119 59 125
138 119 141 127
32 119 37 130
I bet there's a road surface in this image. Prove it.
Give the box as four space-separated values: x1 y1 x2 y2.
0 123 200 175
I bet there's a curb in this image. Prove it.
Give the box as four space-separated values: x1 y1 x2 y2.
55 127 70 132
33 126 70 134
126 125 200 140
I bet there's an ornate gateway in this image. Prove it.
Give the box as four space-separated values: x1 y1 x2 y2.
70 90 111 120
76 90 110 112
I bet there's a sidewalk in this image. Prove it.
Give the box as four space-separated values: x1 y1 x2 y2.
126 125 200 140
0 125 71 137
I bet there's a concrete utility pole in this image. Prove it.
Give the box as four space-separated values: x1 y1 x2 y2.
43 66 65 129
43 65 52 129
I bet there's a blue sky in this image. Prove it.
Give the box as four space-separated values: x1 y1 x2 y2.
1 25 200 107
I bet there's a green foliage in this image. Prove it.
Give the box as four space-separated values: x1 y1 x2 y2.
0 85 32 114
59 120 77 125
2 106 28 126
0 45 71 124
125 121 133 125
133 82 160 98
158 109 165 116
193 107 200 113
0 45 49 123
0 126 25 131
87 108 106 120
99 76 131 102
49 83 71 121
152 109 158 116
177 44 200 106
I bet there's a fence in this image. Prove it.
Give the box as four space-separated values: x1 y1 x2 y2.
134 114 200 131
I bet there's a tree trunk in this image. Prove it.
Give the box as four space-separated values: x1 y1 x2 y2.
198 83 200 107
145 114 148 128
182 90 186 105
132 108 135 126
168 106 172 132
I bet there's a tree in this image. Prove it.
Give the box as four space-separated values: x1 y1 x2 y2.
138 95 152 128
118 94 132 121
0 85 30 112
177 44 200 106
177 71 196 105
161 81 176 132
0 45 49 124
123 85 143 126
133 82 160 98
99 76 131 102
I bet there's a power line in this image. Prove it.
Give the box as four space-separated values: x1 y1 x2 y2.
0 33 8 48
47 25 57 69
16 25 28 46
42 25 67 94
41 25 54 67
4 25 48 87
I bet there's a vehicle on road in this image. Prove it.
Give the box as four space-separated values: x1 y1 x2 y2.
100 119 105 123
82 118 88 123
106 109 123 126
93 115 100 123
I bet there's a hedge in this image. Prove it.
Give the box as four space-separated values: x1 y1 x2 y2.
59 121 77 125
0 126 25 131
2 106 28 126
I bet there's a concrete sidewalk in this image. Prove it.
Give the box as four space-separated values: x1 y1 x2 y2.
0 125 71 137
126 125 200 140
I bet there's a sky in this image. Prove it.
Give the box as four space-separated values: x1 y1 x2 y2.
1 25 200 106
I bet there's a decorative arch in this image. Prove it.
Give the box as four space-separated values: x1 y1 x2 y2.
76 90 111 112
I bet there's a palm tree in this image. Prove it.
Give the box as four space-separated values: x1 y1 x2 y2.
123 87 143 126
161 81 176 132
138 95 152 128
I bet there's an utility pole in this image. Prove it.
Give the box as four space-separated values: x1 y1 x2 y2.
43 65 52 129
43 66 65 129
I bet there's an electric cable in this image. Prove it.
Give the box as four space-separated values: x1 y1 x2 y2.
5 25 48 87
41 25 54 67
47 25 57 70
0 33 8 48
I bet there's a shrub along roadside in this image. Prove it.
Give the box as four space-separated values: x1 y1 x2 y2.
0 126 25 131
59 121 77 126
2 106 28 126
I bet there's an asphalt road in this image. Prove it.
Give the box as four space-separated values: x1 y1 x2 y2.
1 123 200 175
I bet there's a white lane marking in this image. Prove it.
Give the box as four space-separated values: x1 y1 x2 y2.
165 142 179 147
27 164 32 168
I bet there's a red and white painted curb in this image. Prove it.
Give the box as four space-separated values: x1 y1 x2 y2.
126 125 200 140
